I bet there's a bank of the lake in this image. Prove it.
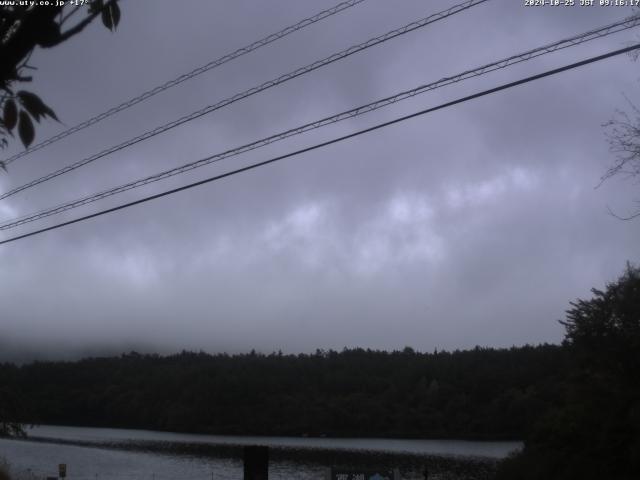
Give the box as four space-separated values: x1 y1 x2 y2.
0 425 522 480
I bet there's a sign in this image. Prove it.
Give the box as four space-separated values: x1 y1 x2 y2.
58 464 66 478
330 469 395 480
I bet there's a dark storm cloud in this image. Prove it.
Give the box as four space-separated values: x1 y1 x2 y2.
1 0 639 360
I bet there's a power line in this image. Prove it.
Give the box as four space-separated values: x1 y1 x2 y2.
0 0 489 201
1 43 637 247
1 0 367 166
2 16 638 230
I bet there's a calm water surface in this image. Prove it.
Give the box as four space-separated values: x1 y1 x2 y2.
0 425 522 480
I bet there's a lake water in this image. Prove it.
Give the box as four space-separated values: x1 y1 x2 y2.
0 425 522 480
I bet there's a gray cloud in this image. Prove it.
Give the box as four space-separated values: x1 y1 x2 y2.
1 0 639 361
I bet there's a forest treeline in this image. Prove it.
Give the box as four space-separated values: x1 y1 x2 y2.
0 344 567 439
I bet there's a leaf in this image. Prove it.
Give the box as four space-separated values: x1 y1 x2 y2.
101 1 120 31
111 2 121 29
17 91 59 123
3 99 17 131
89 0 104 14
18 110 34 148
101 6 112 31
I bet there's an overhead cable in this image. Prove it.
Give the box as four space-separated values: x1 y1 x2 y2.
0 0 489 200
1 16 638 229
1 0 368 166
1 43 637 246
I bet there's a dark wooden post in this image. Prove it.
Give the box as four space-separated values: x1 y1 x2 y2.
243 445 268 480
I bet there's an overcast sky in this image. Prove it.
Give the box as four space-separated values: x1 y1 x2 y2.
1 0 639 361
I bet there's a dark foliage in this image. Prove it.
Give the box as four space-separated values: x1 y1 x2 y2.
0 344 567 440
0 2 120 152
497 264 640 480
0 386 26 437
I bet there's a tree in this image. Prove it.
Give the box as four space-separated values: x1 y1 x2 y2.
497 264 640 480
600 9 640 220
0 0 121 164
603 104 640 219
562 263 640 378
0 1 121 437
0 387 27 437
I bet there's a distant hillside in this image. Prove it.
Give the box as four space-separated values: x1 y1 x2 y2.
0 345 567 438
0 345 567 439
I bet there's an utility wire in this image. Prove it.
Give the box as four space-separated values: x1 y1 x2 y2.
1 0 367 166
0 0 489 200
1 16 638 230
1 43 637 247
